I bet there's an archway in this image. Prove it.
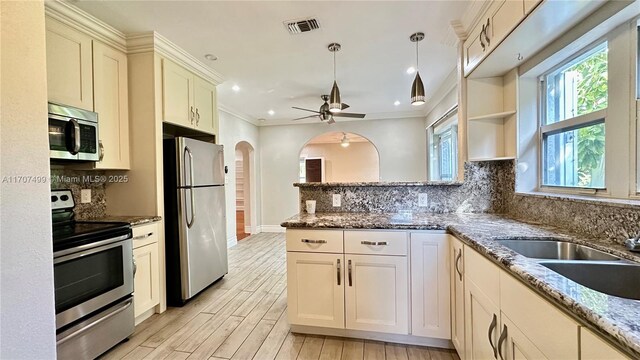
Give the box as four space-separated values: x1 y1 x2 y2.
299 132 380 182
234 141 255 240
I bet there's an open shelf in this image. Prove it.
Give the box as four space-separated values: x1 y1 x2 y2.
468 110 516 121
469 156 516 162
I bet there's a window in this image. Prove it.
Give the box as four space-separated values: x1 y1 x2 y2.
428 108 458 182
541 42 608 189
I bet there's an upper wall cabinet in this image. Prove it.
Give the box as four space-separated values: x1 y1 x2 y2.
162 59 219 137
46 18 94 110
45 16 131 170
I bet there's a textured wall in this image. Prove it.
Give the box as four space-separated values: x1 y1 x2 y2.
299 160 514 214
0 1 57 357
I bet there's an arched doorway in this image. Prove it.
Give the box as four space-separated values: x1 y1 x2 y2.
235 141 255 240
299 132 380 182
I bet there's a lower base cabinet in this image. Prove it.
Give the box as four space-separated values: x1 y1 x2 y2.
132 222 160 320
581 328 630 360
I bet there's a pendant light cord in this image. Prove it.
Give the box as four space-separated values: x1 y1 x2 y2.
415 40 419 71
333 50 336 81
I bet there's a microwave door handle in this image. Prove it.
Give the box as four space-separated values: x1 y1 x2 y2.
65 119 81 155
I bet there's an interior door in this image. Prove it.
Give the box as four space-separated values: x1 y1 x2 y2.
305 158 323 182
465 279 500 360
345 254 408 334
286 252 344 329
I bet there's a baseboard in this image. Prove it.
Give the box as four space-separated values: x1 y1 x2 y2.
261 225 286 233
290 325 454 349
244 226 252 234
227 236 238 248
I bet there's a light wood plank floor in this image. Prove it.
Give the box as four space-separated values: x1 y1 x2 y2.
101 233 460 360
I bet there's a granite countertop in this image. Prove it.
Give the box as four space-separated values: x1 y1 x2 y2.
85 215 162 227
281 212 640 357
293 181 464 187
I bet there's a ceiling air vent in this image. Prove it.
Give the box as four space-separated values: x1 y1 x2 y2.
284 18 320 35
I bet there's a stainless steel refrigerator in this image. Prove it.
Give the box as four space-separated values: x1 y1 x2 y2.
164 137 228 306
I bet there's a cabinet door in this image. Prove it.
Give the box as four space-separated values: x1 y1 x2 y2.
581 328 629 360
193 76 218 136
45 17 93 110
345 254 408 334
410 233 450 339
464 24 486 77
287 252 344 329
523 0 542 15
133 242 160 317
92 41 130 169
500 315 547 360
488 0 524 48
465 279 500 360
451 237 465 356
162 59 194 129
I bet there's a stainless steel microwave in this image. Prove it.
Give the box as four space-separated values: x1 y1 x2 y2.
48 102 99 161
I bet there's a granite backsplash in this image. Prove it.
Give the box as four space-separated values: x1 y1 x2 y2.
297 160 514 213
296 159 640 244
50 168 107 219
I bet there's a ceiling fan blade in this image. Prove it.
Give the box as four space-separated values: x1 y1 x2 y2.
334 112 366 118
327 117 336 125
292 115 319 121
292 106 321 114
341 103 350 110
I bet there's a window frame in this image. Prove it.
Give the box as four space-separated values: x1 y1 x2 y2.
538 39 609 193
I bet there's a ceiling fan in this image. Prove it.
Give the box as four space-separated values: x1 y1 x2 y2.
292 95 366 124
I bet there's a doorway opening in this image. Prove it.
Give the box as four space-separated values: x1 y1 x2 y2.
235 141 255 240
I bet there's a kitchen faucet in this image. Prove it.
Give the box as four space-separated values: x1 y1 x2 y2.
624 232 640 252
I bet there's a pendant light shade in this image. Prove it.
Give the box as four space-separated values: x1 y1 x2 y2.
328 43 342 113
409 32 426 106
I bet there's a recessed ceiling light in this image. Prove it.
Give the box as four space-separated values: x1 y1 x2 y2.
268 110 275 116
394 100 401 106
232 85 240 92
204 54 218 61
258 118 266 122
406 66 416 74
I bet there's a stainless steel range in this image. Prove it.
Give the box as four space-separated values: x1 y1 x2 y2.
51 190 134 359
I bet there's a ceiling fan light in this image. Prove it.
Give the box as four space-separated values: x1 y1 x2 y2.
329 81 342 113
411 72 426 106
341 133 350 147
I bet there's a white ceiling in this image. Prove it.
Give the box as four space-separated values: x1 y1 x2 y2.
306 131 369 145
74 1 471 125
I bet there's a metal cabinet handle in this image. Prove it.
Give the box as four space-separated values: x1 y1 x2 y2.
484 18 491 47
497 324 508 360
480 24 486 51
361 241 388 246
301 239 327 244
133 232 153 241
337 259 341 286
195 108 200 126
190 106 195 124
348 259 352 287
133 258 137 277
488 313 498 358
98 140 104 162
455 249 463 281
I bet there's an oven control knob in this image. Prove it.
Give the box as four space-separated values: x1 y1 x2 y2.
51 195 58 202
60 195 69 201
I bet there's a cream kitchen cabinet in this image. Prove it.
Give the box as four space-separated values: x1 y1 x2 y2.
465 275 500 360
580 328 630 360
345 254 408 334
410 233 451 339
162 59 219 137
132 222 160 322
499 314 546 360
450 237 465 356
45 17 94 110
286 251 345 329
92 41 130 169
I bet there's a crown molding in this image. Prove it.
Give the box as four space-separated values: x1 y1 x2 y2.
127 32 225 85
218 104 260 127
44 0 127 52
450 20 468 41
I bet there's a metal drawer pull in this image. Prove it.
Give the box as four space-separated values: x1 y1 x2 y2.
337 259 341 286
497 324 508 360
488 313 498 358
301 239 327 244
133 232 153 240
360 241 388 246
455 249 463 281
348 259 352 287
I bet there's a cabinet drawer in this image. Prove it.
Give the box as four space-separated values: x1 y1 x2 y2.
133 222 159 248
344 231 407 256
286 229 343 253
464 245 500 305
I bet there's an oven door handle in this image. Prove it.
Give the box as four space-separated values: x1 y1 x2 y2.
53 234 131 259
56 298 133 346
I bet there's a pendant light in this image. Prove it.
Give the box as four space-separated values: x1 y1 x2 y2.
340 132 350 147
410 32 426 106
328 43 342 113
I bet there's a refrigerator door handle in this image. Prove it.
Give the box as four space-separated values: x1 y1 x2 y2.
184 146 195 228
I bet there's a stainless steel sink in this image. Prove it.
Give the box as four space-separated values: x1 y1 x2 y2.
540 262 640 300
496 239 621 261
